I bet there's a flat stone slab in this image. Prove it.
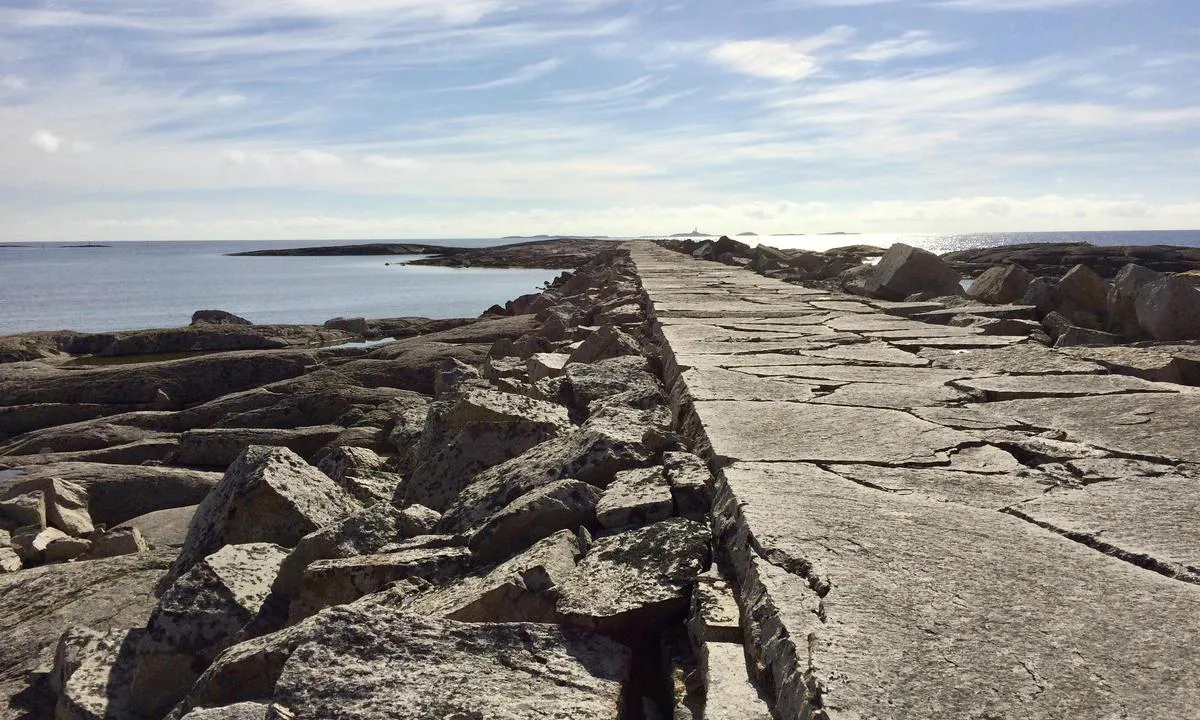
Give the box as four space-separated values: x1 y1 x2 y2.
810 383 972 409
717 461 1200 719
952 373 1181 400
736 364 976 388
677 367 818 403
826 464 1052 510
1008 475 1200 583
887 335 1026 349
988 393 1200 462
921 344 1107 374
689 401 974 465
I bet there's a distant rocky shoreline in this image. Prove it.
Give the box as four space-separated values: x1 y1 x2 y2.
230 237 615 269
2 236 1199 718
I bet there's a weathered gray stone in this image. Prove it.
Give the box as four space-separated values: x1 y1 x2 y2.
1055 264 1110 324
564 355 661 411
662 451 712 521
688 568 742 645
179 702 270 720
674 366 817 404
1061 345 1185 383
951 373 1178 400
686 401 974 465
919 343 1105 375
404 529 578 623
527 352 569 382
290 544 473 622
84 527 149 559
595 466 673 529
1136 275 1200 341
827 463 1051 510
132 543 288 718
115 505 197 548
0 549 171 714
810 382 972 409
0 490 45 531
0 547 20 573
11 525 72 564
1053 324 1122 348
272 502 440 600
315 446 387 499
399 387 571 512
735 363 971 387
567 324 642 364
0 477 93 536
468 479 601 563
1007 475 1200 583
967 264 1035 304
52 626 141 720
1107 263 1163 338
175 425 344 468
160 446 362 593
41 530 91 563
558 518 710 634
714 461 1200 720
439 405 670 534
864 243 962 301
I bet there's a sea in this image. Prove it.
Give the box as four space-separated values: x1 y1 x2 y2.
1 231 1198 337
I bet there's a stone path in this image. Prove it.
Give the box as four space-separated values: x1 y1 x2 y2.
629 241 1200 720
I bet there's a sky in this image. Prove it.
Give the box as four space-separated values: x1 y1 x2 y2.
1 0 1198 241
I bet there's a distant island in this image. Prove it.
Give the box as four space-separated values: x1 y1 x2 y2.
63 244 113 248
668 228 710 238
736 232 758 237
229 237 612 269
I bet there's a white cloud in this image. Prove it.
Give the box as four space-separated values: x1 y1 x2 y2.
0 75 26 91
294 149 343 167
30 130 62 153
846 31 963 62
363 154 422 170
450 59 562 91
215 93 249 107
710 41 822 81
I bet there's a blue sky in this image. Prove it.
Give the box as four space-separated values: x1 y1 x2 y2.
1 0 1197 240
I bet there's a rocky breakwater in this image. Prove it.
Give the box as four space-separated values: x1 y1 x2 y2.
0 246 771 720
637 239 1200 718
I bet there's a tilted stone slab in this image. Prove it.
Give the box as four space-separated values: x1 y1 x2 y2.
160 446 363 592
951 373 1182 400
687 401 975 465
595 466 673 530
1008 475 1200 583
468 479 600 563
988 393 1200 462
715 460 1200 720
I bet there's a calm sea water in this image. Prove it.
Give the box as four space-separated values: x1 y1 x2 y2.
2 232 1198 336
0 239 568 336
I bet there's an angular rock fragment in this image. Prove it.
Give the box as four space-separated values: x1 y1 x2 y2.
179 703 271 720
567 324 642 364
967 264 1035 305
115 505 197 548
11 525 88 564
564 355 662 411
527 352 570 382
1136 275 1200 341
175 425 344 467
688 568 742 646
596 466 673 529
84 527 149 559
131 543 288 718
0 489 45 530
4 476 94 536
0 547 20 573
439 405 670 534
404 529 579 623
468 479 601 563
663 451 713 521
1055 264 1110 325
160 446 362 593
1107 263 1162 338
864 243 962 301
52 626 142 720
289 544 472 622
558 517 710 634
272 502 440 600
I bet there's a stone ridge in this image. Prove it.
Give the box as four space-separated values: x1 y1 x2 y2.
630 240 1200 720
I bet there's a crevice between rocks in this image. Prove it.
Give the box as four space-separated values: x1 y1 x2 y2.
1001 506 1200 586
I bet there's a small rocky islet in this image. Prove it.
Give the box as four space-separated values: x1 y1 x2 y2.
1 236 1198 719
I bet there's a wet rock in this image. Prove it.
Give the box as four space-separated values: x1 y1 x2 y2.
0 489 45 530
663 452 713 521
404 530 579 623
115 505 197 548
84 527 149 559
160 447 362 593
468 479 601 563
864 243 962 301
52 626 141 720
185 604 629 719
272 503 440 600
567 325 642 365
290 544 472 622
1135 275 1200 341
192 309 253 326
558 518 710 634
175 425 344 468
439 405 670 534
131 543 288 718
596 466 673 530
967 264 1035 304
1107 263 1163 338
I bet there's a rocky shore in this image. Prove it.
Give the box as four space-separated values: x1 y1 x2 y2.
230 237 614 269
2 235 1198 719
